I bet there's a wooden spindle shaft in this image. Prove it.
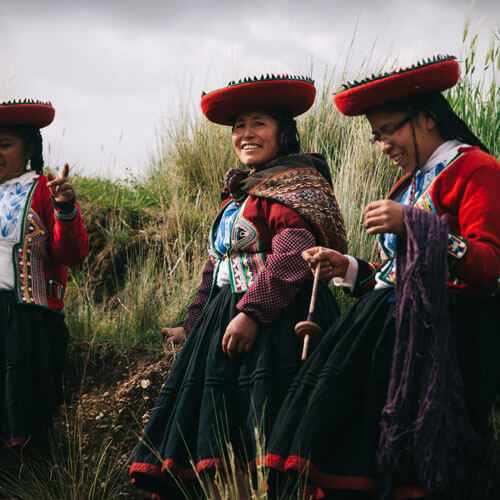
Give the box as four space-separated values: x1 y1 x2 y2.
301 333 310 361
308 263 321 315
295 262 323 360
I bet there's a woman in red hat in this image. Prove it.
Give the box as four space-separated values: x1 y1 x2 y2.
130 75 347 498
265 56 500 500
0 100 88 462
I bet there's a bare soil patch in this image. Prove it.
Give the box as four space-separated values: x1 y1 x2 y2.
58 341 181 498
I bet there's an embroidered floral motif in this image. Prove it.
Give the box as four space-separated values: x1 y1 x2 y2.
0 179 34 239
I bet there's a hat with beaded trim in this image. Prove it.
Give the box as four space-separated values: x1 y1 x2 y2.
201 74 316 125
0 99 55 128
334 55 460 116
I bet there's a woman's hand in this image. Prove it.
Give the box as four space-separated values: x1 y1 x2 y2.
47 163 75 203
302 246 349 281
161 326 187 344
222 312 259 359
364 199 406 236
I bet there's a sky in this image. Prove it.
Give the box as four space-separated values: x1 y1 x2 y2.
0 0 498 179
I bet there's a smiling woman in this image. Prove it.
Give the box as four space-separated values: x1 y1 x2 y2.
0 100 88 464
232 111 282 167
265 55 500 500
129 74 347 498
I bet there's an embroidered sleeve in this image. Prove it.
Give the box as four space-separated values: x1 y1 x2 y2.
349 258 379 297
51 196 78 222
183 258 215 334
447 164 500 295
236 228 315 325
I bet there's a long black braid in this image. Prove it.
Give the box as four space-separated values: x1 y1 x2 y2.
0 125 44 174
29 128 44 174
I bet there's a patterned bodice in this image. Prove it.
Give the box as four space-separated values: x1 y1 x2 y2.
376 141 467 287
0 171 37 289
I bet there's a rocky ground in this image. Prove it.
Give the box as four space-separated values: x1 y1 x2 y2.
58 341 181 499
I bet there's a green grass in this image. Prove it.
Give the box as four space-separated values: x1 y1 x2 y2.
66 25 499 344
37 23 499 500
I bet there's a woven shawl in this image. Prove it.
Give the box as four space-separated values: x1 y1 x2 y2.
222 153 347 253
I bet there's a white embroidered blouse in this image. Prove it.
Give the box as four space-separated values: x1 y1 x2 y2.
0 171 37 290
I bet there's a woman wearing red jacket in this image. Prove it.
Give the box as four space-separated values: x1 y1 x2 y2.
266 56 500 500
130 75 347 498
0 100 88 461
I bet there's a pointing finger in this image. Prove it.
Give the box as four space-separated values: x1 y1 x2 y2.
61 163 69 178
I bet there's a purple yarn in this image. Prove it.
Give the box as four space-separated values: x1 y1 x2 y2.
376 205 477 500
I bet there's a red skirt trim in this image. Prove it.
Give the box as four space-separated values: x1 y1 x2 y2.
0 437 48 464
264 454 431 499
3 437 28 448
129 462 163 482
132 455 431 499
393 485 431 499
131 455 263 484
272 454 375 491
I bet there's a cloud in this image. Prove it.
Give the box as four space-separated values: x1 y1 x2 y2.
1 0 498 177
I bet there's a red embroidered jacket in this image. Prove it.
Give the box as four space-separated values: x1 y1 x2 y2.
183 195 317 333
353 147 500 299
13 175 89 312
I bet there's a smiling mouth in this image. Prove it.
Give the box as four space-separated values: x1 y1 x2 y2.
241 144 261 151
391 153 404 163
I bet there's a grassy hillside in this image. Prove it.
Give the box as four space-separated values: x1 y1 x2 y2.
66 29 499 349
2 28 495 500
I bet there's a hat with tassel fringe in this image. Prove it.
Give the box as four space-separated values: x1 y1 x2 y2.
201 74 315 125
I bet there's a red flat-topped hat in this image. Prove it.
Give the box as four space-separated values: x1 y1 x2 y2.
0 99 55 128
201 74 316 125
334 55 460 116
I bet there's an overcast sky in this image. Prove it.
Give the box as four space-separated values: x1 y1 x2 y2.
1 0 498 178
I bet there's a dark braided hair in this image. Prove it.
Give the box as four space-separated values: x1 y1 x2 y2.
373 92 489 153
0 125 44 174
265 108 301 155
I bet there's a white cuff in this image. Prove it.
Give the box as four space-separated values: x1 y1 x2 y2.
333 255 358 292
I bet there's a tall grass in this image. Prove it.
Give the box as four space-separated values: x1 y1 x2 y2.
45 27 500 500
66 26 499 343
0 407 130 500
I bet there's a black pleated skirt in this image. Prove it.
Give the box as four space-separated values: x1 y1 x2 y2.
265 288 499 499
130 283 340 499
0 291 68 461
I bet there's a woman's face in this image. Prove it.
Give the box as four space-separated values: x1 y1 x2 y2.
232 111 282 168
367 108 440 174
0 131 31 184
